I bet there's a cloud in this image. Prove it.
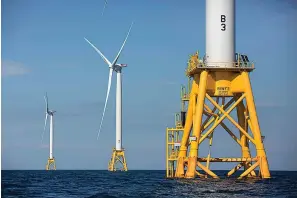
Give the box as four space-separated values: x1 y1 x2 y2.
1 60 30 77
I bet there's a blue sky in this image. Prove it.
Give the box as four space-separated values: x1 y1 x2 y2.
2 0 297 170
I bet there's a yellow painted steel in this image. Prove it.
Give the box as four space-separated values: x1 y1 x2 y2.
46 157 56 170
227 163 243 177
166 51 271 179
197 161 219 179
205 99 223 172
186 71 208 178
175 86 196 177
108 148 128 172
166 128 184 178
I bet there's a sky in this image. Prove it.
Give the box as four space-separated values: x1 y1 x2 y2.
1 0 297 170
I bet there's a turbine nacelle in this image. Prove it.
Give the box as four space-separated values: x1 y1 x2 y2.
113 63 127 72
47 110 56 116
116 64 127 67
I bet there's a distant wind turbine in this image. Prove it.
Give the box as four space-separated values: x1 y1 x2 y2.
42 93 57 170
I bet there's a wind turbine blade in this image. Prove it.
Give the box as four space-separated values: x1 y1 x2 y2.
97 68 113 140
44 94 49 112
111 22 134 66
84 38 112 66
102 0 108 16
41 113 48 144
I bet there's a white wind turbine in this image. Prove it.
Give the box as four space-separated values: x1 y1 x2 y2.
84 22 133 152
41 93 56 164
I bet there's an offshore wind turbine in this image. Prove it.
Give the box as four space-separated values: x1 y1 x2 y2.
84 22 133 171
41 93 57 170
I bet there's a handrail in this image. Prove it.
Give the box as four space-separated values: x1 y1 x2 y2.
180 85 187 99
175 113 181 127
186 61 254 74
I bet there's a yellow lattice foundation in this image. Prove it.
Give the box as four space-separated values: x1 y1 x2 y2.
46 158 56 170
108 148 128 172
166 52 270 179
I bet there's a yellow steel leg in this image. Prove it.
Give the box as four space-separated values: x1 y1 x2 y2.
242 72 270 178
46 158 56 170
236 95 256 177
185 71 208 178
175 82 197 177
122 152 128 171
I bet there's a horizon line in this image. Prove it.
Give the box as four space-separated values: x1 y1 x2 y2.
2 169 297 171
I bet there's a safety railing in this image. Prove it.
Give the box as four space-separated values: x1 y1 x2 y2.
180 85 189 100
186 61 255 74
175 113 182 128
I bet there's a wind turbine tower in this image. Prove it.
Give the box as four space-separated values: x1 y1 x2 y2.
166 0 271 179
84 22 133 171
42 93 57 170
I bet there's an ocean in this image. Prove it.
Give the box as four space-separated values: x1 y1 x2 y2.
2 170 297 198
